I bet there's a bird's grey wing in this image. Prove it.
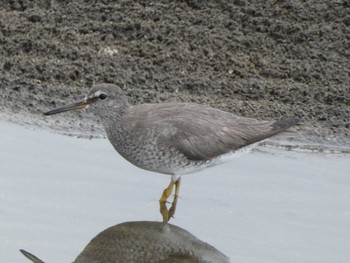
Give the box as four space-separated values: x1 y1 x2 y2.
124 103 298 161
167 116 298 161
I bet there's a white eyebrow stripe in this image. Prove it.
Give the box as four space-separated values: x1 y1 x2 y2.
88 91 103 99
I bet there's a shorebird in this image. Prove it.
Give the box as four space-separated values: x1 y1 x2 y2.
44 83 298 223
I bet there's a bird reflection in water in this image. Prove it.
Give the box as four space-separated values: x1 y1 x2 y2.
20 221 229 263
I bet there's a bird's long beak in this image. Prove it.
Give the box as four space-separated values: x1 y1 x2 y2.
44 99 90 116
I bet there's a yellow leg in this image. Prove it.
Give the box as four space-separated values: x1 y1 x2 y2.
159 178 181 223
160 180 175 202
168 178 181 219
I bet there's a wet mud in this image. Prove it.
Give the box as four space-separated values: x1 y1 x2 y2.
0 0 349 148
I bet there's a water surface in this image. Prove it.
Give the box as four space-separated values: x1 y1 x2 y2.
0 121 349 263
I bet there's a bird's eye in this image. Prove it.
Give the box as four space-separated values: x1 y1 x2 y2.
98 93 108 100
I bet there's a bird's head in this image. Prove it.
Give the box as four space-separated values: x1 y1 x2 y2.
44 83 129 118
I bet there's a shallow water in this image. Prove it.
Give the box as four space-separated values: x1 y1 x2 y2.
0 121 349 263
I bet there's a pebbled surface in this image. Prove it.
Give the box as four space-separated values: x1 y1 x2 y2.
0 0 349 148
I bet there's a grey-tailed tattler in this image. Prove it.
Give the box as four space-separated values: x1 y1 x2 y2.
44 83 299 223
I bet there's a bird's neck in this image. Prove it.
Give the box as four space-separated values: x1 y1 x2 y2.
97 101 129 129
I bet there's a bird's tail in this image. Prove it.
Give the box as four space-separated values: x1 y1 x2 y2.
272 118 300 131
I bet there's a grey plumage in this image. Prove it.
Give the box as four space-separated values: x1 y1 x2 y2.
122 103 298 161
44 83 299 223
45 83 299 176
